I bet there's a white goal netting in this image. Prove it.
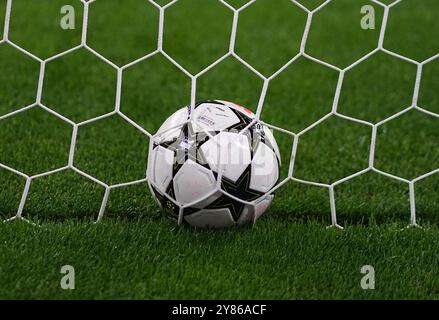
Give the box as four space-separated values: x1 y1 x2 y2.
0 0 438 228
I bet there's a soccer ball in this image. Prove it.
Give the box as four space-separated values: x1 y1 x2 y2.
147 100 280 228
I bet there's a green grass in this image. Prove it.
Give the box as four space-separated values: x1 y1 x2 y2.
1 219 439 299
0 0 438 299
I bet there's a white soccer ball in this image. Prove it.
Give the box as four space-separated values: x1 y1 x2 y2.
147 100 280 228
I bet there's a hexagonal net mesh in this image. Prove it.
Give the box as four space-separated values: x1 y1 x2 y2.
0 0 437 227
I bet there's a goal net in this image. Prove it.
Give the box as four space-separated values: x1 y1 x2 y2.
0 0 437 227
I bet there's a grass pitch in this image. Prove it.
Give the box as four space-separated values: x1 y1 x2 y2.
0 0 438 299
